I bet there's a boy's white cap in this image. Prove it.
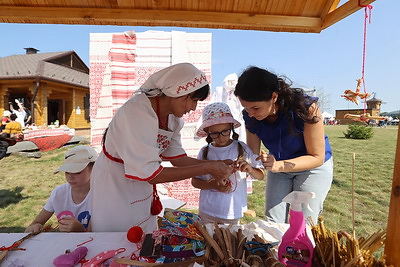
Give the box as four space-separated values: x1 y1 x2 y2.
3 110 11 117
137 62 209 97
54 145 98 174
196 102 241 138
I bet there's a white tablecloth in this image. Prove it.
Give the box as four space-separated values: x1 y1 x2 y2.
0 232 136 267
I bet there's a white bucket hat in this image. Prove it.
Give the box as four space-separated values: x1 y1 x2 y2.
196 102 241 138
3 110 11 117
54 145 98 174
137 62 209 97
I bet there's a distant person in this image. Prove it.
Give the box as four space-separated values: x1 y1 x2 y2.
234 66 333 224
211 73 247 143
192 102 265 225
9 99 26 128
24 106 32 126
1 113 23 141
25 145 98 233
1 110 11 131
0 134 16 160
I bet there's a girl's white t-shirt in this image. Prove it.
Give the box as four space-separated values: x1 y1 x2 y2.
196 140 262 220
44 183 91 229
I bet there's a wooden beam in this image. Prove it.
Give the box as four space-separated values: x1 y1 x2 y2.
385 125 400 266
0 6 322 33
321 0 376 30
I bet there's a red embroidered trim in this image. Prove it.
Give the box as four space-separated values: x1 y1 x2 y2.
125 166 163 181
161 153 187 160
176 74 207 94
130 191 153 205
102 142 164 181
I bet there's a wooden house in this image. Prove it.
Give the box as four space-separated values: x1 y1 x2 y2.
0 48 90 129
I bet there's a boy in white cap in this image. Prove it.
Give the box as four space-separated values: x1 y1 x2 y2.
193 102 265 225
25 145 98 233
90 63 234 233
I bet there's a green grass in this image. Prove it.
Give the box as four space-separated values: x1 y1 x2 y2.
1 125 398 241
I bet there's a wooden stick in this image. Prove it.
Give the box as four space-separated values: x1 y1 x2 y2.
194 222 225 261
0 231 42 263
114 255 207 266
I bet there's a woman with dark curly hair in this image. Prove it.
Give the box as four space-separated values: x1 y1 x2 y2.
234 66 333 224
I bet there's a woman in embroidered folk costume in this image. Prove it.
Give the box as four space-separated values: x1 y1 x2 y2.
90 63 234 233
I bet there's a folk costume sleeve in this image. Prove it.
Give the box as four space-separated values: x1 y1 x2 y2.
105 94 164 181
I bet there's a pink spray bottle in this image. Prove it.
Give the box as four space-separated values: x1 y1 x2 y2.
278 191 315 267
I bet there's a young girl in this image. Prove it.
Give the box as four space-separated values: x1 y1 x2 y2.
25 145 98 233
192 102 265 225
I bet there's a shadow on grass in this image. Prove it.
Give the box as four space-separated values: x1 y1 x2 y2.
0 226 25 233
0 186 27 208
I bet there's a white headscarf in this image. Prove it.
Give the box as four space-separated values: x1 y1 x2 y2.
223 73 238 92
137 63 208 97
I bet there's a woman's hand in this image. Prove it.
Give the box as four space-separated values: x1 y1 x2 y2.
257 151 284 172
207 160 234 182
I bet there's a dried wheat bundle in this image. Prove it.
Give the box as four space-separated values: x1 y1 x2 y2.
309 217 391 267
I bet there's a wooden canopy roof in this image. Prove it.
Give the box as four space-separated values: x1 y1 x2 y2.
0 0 375 33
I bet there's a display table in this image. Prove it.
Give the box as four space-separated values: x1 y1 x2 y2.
23 128 75 140
0 232 137 266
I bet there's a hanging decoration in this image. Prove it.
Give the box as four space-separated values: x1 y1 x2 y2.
341 2 383 123
341 78 370 105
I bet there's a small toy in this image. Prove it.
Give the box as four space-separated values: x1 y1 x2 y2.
82 248 126 267
341 79 370 105
344 113 385 123
53 246 88 267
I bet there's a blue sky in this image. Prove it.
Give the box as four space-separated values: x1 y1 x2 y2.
0 0 398 113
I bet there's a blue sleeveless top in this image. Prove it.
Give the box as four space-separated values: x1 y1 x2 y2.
243 99 332 162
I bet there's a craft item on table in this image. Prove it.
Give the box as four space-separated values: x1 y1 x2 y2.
53 246 88 267
344 113 385 123
0 226 54 264
139 234 162 260
244 240 279 258
155 209 204 241
161 235 205 259
151 209 205 263
82 248 126 267
195 221 283 267
341 79 370 105
310 217 386 266
127 226 144 243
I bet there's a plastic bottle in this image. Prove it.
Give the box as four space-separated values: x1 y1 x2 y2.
278 191 315 267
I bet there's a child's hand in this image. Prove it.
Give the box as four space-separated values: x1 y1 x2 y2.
215 178 232 193
234 158 252 173
58 217 85 232
24 223 43 233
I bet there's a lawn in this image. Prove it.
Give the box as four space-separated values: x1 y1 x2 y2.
0 125 398 241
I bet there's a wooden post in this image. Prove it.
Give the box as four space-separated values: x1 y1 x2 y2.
385 125 400 265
